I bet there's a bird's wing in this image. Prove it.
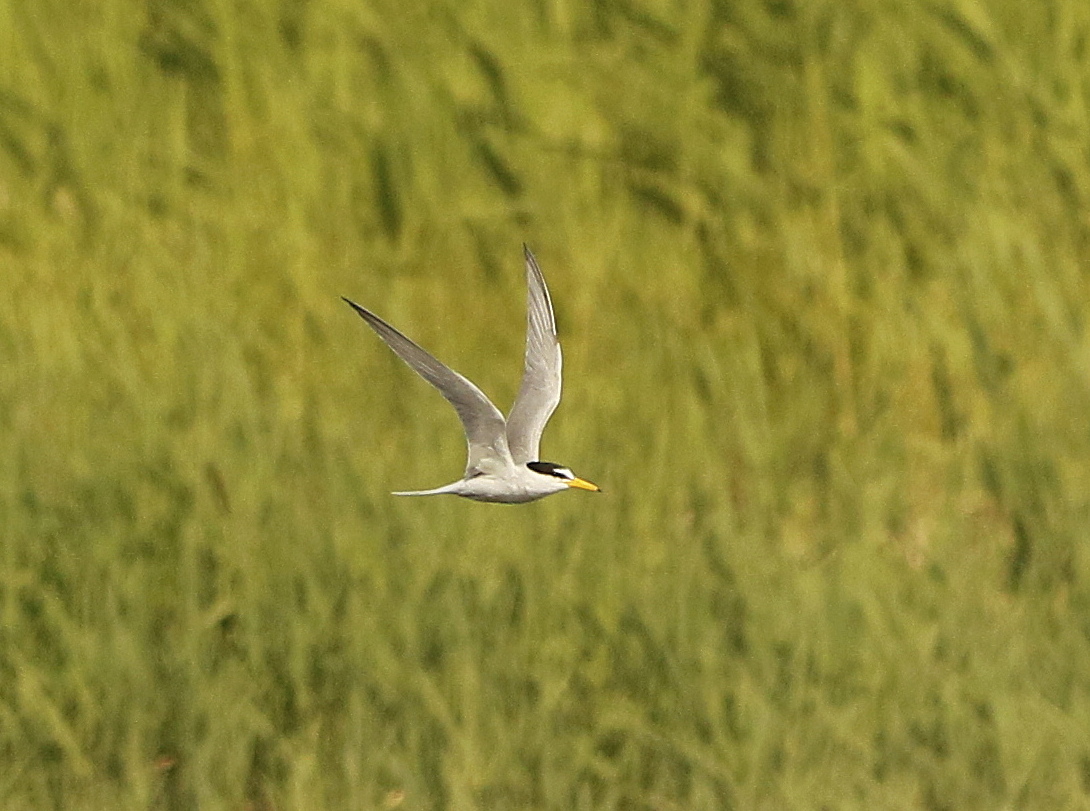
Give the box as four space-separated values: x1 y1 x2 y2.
505 246 563 465
343 298 513 475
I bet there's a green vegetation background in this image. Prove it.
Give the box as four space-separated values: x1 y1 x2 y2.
3 0 1090 808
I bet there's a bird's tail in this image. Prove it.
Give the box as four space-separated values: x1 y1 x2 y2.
391 482 464 497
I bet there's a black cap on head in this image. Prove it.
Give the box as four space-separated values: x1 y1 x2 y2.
527 461 573 479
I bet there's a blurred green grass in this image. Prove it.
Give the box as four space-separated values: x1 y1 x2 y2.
3 0 1090 808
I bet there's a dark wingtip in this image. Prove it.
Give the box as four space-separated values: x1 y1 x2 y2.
342 296 365 316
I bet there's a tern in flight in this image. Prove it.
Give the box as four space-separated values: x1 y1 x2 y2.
343 245 600 503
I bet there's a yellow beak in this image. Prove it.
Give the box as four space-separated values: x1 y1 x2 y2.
567 477 601 492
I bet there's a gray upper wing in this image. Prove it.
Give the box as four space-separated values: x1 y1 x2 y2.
343 298 512 474
505 246 563 464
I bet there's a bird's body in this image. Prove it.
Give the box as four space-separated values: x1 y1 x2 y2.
344 246 599 503
391 465 572 504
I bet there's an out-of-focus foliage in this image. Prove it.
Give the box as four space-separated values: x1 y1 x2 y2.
2 0 1090 808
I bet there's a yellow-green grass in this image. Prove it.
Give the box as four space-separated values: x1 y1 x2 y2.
3 0 1090 808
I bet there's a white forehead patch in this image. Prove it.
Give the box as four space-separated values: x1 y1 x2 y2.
555 467 574 480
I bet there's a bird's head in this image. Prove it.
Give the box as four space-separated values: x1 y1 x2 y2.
526 461 600 492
